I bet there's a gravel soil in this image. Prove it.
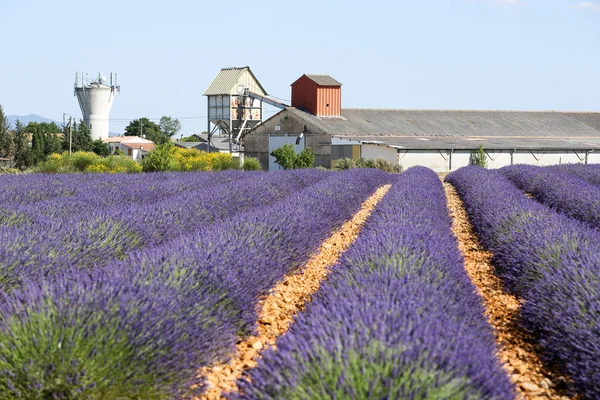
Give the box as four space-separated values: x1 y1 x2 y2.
195 184 392 400
444 182 572 400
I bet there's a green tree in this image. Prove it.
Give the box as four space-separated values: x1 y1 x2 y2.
179 133 207 142
13 120 32 169
44 131 63 156
159 116 181 140
295 148 315 169
0 105 13 160
29 125 46 163
125 118 169 145
92 139 110 156
270 144 314 170
63 120 93 153
141 143 179 172
36 122 63 158
470 144 488 168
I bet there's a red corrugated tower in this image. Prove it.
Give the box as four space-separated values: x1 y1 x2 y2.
291 74 342 117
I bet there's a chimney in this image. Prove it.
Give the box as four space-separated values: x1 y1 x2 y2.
291 74 342 117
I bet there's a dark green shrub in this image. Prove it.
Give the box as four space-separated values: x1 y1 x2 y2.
356 158 376 169
270 144 297 170
373 158 403 173
336 157 403 173
91 140 110 157
141 143 179 172
470 144 488 168
295 148 315 169
270 145 314 170
334 158 356 170
243 157 262 171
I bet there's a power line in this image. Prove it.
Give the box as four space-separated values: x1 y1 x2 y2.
83 109 284 122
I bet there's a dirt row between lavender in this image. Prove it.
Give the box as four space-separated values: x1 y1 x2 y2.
444 182 572 400
194 184 392 400
193 179 573 400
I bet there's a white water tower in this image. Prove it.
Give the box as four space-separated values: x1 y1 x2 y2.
74 72 120 141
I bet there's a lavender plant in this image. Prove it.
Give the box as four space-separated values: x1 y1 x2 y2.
550 163 600 186
0 265 233 399
232 167 513 399
500 164 600 229
446 166 600 399
0 169 390 398
0 170 332 291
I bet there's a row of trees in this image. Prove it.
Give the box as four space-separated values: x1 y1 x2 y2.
124 116 181 145
0 105 110 169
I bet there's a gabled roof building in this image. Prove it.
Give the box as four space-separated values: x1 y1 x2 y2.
244 74 600 171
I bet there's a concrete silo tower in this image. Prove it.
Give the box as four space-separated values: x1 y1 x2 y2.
74 72 120 141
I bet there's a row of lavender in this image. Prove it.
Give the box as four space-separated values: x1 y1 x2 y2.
232 167 513 399
0 169 389 398
499 164 600 230
446 166 600 399
0 170 331 291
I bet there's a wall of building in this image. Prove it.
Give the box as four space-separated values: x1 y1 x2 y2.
291 76 318 115
316 87 341 116
291 76 341 117
397 148 599 172
361 144 398 164
398 150 450 172
244 111 332 170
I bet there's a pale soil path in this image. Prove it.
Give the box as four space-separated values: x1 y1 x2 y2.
194 184 392 400
444 182 572 400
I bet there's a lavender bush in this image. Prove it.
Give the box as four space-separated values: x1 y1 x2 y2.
232 167 513 399
500 164 600 229
550 163 600 186
0 170 331 291
446 166 600 399
0 169 390 398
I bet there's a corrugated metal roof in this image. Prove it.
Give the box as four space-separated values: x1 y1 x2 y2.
304 74 342 87
283 108 600 139
203 67 267 96
337 136 600 150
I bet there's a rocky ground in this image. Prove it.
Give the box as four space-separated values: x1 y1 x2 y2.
192 180 574 400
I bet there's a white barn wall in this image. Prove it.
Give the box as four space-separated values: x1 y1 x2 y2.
451 152 471 170
588 153 600 164
398 151 449 172
361 144 397 164
371 146 598 172
483 150 512 169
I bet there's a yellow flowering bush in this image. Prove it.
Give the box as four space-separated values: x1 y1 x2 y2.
172 148 237 171
35 152 142 174
85 164 110 173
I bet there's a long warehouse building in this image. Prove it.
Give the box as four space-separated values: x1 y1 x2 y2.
244 74 600 171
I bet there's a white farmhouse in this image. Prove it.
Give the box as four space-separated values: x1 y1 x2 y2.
103 136 155 161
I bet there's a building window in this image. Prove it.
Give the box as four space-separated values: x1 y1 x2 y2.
128 149 132 156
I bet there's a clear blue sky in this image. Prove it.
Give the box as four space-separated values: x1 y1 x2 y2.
1 0 598 136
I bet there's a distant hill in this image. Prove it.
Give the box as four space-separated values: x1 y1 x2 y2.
6 114 62 129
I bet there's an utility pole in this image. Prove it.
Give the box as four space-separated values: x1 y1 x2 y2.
140 118 143 139
68 117 73 155
63 113 74 154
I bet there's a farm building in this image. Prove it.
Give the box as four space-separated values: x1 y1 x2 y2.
103 136 155 161
174 134 238 155
244 74 600 171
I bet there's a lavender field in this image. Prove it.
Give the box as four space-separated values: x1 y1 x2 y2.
0 165 599 399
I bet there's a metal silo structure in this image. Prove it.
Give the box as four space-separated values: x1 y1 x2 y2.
204 67 270 152
74 72 120 141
